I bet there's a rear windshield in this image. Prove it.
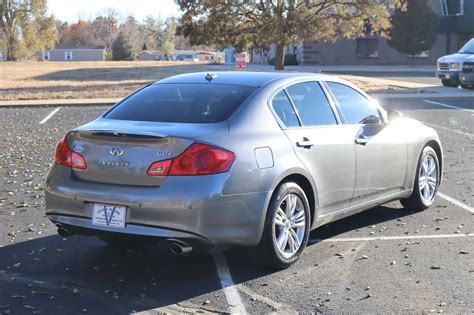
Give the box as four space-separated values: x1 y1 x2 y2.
104 83 255 123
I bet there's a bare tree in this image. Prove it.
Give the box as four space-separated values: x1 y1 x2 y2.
120 15 145 54
0 0 56 60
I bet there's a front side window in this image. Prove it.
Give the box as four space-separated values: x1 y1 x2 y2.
327 82 380 125
285 82 337 127
105 83 255 123
271 90 300 128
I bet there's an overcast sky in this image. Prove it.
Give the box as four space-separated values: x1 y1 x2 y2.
47 0 181 23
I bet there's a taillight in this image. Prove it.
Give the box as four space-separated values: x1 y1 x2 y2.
54 135 87 169
147 143 235 176
147 159 172 176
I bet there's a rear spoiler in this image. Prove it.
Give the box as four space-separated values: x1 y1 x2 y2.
78 130 167 139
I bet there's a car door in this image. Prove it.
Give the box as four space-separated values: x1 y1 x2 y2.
270 81 357 216
326 81 407 206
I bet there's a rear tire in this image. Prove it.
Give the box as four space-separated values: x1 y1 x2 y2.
250 182 311 269
460 84 471 89
400 146 440 211
441 79 458 87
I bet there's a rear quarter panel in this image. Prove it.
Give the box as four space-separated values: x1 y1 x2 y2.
196 80 318 240
393 118 443 192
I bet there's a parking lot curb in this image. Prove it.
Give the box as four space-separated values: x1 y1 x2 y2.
370 93 474 100
0 98 120 108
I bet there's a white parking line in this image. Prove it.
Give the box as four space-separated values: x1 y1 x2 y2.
309 233 474 244
438 192 474 213
212 252 247 314
39 107 61 124
423 100 474 113
423 121 473 138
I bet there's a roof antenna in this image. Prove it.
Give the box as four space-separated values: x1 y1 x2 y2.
205 73 217 82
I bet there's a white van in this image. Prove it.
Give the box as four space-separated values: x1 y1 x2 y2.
436 38 474 88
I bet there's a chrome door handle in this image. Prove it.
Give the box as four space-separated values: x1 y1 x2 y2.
354 137 368 145
296 139 314 148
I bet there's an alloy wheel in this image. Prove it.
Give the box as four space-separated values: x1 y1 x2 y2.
273 193 306 259
418 153 438 203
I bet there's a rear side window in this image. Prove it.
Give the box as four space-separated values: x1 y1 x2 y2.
105 83 255 123
286 82 337 126
327 82 380 124
271 90 300 128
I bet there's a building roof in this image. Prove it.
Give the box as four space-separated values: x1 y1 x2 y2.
196 51 217 55
50 45 106 50
172 50 198 55
139 50 159 55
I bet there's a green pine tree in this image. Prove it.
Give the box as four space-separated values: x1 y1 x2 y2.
387 0 438 56
112 31 135 60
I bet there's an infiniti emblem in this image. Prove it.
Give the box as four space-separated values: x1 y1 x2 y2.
109 147 124 157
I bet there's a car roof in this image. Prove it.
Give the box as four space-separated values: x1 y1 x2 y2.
156 71 332 87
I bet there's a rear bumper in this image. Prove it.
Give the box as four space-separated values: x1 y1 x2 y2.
49 214 212 245
45 164 270 246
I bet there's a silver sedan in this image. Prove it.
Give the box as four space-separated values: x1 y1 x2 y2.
45 72 442 268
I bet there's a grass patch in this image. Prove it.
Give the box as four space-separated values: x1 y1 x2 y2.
0 61 217 101
0 61 406 101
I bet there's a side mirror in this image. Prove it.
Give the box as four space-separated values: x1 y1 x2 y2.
387 109 403 122
360 115 382 125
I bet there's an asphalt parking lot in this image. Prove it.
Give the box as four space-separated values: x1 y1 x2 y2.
0 98 473 314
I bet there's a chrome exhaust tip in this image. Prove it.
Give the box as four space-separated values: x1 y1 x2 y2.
167 239 192 255
57 227 71 237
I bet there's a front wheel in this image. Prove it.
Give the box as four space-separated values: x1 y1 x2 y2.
401 146 440 211
441 79 458 87
250 182 311 269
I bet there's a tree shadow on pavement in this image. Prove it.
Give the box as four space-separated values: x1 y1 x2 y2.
31 65 217 82
0 235 223 315
0 204 419 314
225 203 420 280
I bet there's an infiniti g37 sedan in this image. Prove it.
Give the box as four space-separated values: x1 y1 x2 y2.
45 72 443 268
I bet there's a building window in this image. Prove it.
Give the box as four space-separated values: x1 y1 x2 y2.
65 51 73 61
356 38 379 59
42 51 50 61
440 0 464 16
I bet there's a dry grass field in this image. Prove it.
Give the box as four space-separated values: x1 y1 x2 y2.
0 61 402 101
0 61 218 101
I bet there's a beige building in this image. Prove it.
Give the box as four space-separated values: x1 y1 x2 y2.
196 51 217 62
37 46 106 61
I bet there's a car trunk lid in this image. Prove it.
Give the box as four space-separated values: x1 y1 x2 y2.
67 118 229 186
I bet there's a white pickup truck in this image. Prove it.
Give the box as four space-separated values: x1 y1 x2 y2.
436 38 474 89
